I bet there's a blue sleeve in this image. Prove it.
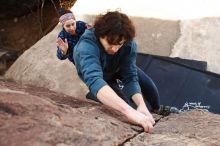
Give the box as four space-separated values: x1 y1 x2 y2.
74 39 107 96
120 41 141 97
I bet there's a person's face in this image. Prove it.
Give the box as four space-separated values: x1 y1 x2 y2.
100 37 125 55
63 19 76 35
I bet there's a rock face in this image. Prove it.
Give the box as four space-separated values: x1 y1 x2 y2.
0 80 220 146
126 111 220 146
132 17 180 56
4 24 88 99
0 80 138 146
170 17 220 74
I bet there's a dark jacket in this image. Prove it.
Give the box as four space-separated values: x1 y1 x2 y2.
57 21 87 63
73 28 141 98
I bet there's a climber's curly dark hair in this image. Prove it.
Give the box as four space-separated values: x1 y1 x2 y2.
94 11 135 45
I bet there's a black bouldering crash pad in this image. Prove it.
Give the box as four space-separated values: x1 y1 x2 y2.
137 53 220 114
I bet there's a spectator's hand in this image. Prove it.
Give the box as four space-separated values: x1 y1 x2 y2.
56 38 68 55
126 109 154 133
137 105 155 125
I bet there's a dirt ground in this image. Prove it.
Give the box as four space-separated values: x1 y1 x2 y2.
0 1 62 75
0 3 58 53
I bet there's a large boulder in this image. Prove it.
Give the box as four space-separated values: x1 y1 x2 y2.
0 80 220 145
170 17 220 74
0 80 138 146
4 24 88 99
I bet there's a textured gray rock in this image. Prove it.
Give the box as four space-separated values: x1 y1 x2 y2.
132 17 180 56
170 17 220 74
